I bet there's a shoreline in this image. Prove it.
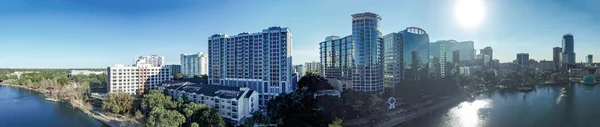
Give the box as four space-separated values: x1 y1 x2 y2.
0 83 134 127
376 95 467 127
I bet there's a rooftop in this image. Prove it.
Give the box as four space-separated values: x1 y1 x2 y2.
161 81 251 100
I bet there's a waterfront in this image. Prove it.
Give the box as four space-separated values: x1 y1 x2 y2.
0 85 107 127
396 84 600 127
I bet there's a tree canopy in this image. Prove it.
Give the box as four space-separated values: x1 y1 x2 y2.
146 106 186 127
297 72 333 92
102 92 134 115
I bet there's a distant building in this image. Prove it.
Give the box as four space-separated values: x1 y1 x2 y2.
313 89 341 98
70 70 105 76
452 50 460 64
480 47 493 60
538 60 555 71
562 34 575 69
553 47 562 70
159 81 259 124
293 65 305 79
517 53 529 66
305 61 320 73
475 54 491 67
208 26 296 106
459 66 480 76
587 54 593 65
134 55 164 67
569 68 585 77
164 65 181 76
106 64 172 95
6 71 24 79
181 52 208 78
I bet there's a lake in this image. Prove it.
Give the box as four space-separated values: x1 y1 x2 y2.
0 85 107 127
397 84 600 127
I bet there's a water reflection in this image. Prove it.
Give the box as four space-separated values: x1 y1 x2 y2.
398 84 600 127
443 99 491 127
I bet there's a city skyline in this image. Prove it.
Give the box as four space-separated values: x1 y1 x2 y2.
1 0 600 68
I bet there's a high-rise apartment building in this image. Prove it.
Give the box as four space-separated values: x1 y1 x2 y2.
562 34 575 69
384 32 403 88
305 61 320 73
107 64 172 95
134 55 164 67
181 52 208 78
517 53 529 66
351 12 384 93
553 47 562 70
208 26 296 106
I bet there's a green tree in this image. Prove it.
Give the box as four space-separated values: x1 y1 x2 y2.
57 76 69 86
146 107 186 127
195 106 226 127
267 92 316 126
297 72 332 92
102 92 134 115
175 73 187 79
141 90 177 114
341 90 383 117
182 103 205 126
315 95 346 126
191 123 199 127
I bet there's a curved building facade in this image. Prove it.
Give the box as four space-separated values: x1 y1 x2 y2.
400 27 429 80
351 12 384 93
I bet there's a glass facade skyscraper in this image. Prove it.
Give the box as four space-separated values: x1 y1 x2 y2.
562 33 575 69
351 12 384 93
400 27 429 80
208 27 296 106
320 35 354 79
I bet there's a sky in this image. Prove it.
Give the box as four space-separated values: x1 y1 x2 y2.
0 0 599 68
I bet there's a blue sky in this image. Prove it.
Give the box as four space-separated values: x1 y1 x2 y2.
0 0 599 68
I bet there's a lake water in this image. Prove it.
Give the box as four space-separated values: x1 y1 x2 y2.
397 84 600 127
0 85 107 127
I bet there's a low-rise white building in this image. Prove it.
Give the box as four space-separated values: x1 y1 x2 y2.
106 64 172 95
313 89 341 98
70 70 105 75
158 81 259 124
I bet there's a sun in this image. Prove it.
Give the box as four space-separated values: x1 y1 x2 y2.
454 0 485 28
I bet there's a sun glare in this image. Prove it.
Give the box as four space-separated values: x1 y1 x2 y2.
454 0 485 28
